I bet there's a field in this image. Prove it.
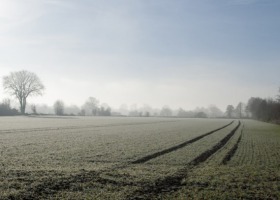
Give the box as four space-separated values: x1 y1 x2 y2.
0 116 279 199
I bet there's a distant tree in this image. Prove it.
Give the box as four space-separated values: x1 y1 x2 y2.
265 98 278 121
64 105 80 116
245 104 250 118
195 112 207 118
208 105 223 118
105 107 111 116
160 106 172 117
2 98 11 109
259 99 268 120
139 104 153 117
245 88 280 122
226 105 234 118
177 108 195 118
3 70 45 114
34 104 53 114
145 112 150 117
83 97 99 115
53 100 64 116
235 102 245 118
79 109 86 116
247 97 263 119
129 110 140 117
247 97 280 121
31 104 37 115
0 99 18 116
98 106 111 116
177 108 185 117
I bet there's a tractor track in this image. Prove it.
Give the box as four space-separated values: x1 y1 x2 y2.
97 121 235 174
7 170 139 200
6 120 239 199
127 121 241 200
221 124 244 165
131 121 234 164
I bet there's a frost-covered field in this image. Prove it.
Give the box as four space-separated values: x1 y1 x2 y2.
0 116 279 199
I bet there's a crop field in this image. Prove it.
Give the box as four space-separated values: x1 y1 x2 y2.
0 116 279 199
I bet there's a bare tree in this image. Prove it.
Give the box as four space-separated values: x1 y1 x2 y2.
0 98 18 116
160 106 173 117
98 104 111 116
83 97 99 115
54 100 64 116
31 104 37 115
2 98 11 109
226 105 234 118
3 70 45 114
195 111 207 118
79 109 86 116
208 105 223 118
235 102 245 118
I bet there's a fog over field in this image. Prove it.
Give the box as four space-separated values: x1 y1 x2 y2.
1 1 280 199
1 0 280 111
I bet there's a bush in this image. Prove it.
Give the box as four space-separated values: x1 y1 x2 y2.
0 102 19 116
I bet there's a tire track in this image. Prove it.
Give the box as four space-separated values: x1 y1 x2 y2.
189 121 240 166
221 124 244 165
131 121 234 164
127 121 241 200
8 170 138 200
7 121 237 199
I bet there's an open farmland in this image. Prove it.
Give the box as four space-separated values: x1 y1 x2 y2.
0 117 279 199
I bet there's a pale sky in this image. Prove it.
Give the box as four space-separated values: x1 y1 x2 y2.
0 0 279 111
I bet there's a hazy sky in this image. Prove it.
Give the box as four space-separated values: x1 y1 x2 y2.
0 0 279 110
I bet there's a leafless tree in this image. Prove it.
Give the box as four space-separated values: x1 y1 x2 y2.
0 98 18 116
31 104 37 114
235 102 245 118
53 100 65 116
2 98 11 109
3 70 45 114
83 97 99 115
160 106 173 117
226 105 234 118
208 105 223 118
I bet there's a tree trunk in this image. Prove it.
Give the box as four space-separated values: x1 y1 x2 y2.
19 97 26 115
19 98 23 115
22 98 26 114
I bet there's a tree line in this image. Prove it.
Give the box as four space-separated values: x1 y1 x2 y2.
1 70 280 122
225 90 280 123
52 98 111 116
1 70 112 116
246 96 280 122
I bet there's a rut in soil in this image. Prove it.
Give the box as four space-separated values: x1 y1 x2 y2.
127 121 241 200
132 121 234 164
